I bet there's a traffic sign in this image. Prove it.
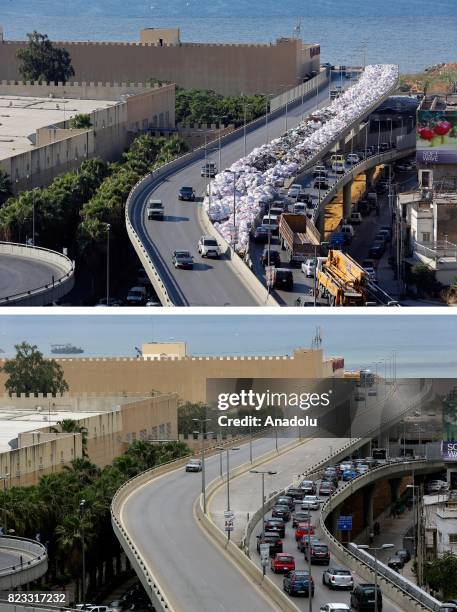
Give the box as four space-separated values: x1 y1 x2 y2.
259 543 270 566
337 515 353 531
224 511 235 532
265 265 276 287
224 520 234 532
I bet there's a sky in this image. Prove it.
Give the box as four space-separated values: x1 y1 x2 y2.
0 313 455 377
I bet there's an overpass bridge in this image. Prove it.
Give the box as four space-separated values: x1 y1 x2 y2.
0 536 48 590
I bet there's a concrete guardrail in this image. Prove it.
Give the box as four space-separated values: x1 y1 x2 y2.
0 536 48 590
0 242 75 306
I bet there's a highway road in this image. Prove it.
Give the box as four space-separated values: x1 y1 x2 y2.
0 254 64 301
122 434 296 612
129 78 341 306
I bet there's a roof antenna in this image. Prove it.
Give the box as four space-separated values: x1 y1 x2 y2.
293 17 301 39
312 326 322 349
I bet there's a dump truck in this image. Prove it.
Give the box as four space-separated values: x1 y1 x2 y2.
316 249 368 306
279 213 321 264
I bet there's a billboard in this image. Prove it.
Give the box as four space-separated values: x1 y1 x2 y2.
442 387 457 462
416 110 457 165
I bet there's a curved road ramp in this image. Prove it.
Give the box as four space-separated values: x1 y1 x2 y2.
0 242 75 306
0 536 48 590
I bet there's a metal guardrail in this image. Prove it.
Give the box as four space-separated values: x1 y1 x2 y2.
318 459 444 611
0 242 75 305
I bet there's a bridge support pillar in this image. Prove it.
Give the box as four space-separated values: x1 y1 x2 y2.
363 483 375 534
359 440 372 458
338 138 346 153
317 207 325 236
365 167 376 188
343 181 352 220
389 477 401 506
330 510 339 537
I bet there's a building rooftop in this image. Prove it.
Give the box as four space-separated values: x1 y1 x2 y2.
0 406 103 452
419 93 457 112
0 94 117 161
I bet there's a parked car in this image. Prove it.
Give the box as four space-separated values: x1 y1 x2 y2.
301 495 321 510
126 286 147 306
257 533 283 556
322 566 354 590
364 267 377 283
396 549 411 564
271 553 295 574
302 258 317 278
283 570 315 597
198 235 220 258
185 458 202 472
178 186 196 201
387 556 404 571
264 518 286 538
274 268 294 291
350 584 382 611
261 248 281 267
272 504 291 522
295 522 315 541
172 250 194 269
368 242 385 259
304 542 330 565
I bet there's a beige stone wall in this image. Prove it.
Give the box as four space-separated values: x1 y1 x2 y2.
140 28 180 45
0 393 178 486
0 350 344 404
0 37 319 96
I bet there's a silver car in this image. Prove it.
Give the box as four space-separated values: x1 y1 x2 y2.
322 566 354 590
301 495 321 511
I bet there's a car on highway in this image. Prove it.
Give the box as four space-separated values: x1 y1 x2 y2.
322 567 354 590
356 464 370 475
96 297 124 307
251 225 272 243
368 242 385 259
178 186 196 201
346 153 360 165
319 604 350 612
295 521 315 541
293 202 307 215
302 258 317 278
198 235 221 258
387 555 404 571
300 480 317 495
147 199 164 220
313 165 328 178
304 542 330 565
319 481 336 496
272 504 291 521
287 487 305 501
276 495 295 510
302 495 321 510
396 549 411 564
256 533 283 556
201 162 217 177
264 518 286 537
260 248 281 267
273 268 294 291
185 458 202 472
349 211 363 225
297 534 320 553
314 177 330 190
350 584 382 611
364 267 377 283
271 553 295 574
323 466 339 479
332 161 346 174
283 570 315 597
126 286 148 306
342 469 358 481
172 250 194 269
292 511 311 527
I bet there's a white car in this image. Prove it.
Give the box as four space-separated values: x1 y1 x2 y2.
198 235 221 258
319 604 350 612
287 186 301 200
126 286 147 305
185 459 202 472
346 153 360 165
322 567 354 590
301 495 321 511
302 258 316 278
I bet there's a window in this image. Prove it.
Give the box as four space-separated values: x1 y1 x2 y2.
422 232 431 243
449 534 457 544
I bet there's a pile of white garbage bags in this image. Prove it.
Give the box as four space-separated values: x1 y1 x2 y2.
203 64 398 253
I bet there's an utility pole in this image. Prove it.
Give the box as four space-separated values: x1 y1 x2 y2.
193 417 212 514
80 499 86 606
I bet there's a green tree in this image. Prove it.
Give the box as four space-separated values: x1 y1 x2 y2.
410 263 437 297
69 114 92 129
16 31 75 83
0 169 12 205
424 551 457 599
1 342 69 396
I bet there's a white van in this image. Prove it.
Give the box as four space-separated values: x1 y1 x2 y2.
262 214 279 232
294 202 307 215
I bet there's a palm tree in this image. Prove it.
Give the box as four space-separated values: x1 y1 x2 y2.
0 170 11 205
51 419 88 456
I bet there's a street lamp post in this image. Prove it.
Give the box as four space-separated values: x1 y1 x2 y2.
250 469 277 575
193 417 212 514
105 223 111 305
356 543 394 612
218 446 239 541
80 499 86 606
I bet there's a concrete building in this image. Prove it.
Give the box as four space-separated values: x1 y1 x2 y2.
0 344 345 404
0 27 320 96
424 491 457 556
0 393 178 486
0 81 175 193
398 170 457 285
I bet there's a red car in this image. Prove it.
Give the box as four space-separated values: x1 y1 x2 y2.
295 522 315 541
271 553 295 574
